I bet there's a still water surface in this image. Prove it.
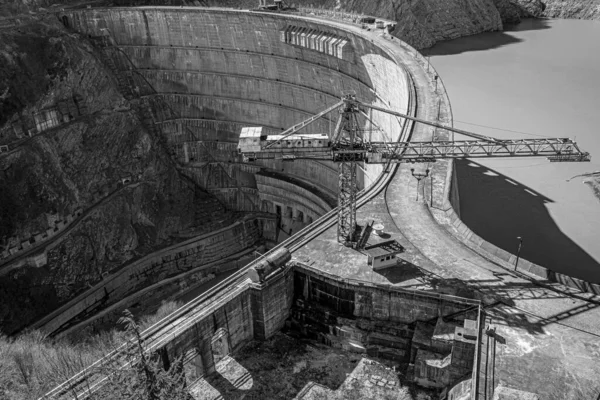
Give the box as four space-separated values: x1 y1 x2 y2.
422 19 600 283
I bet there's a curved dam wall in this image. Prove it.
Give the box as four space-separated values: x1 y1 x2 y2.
60 7 410 218
420 54 600 296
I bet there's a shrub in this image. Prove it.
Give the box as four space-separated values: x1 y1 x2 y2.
0 302 188 400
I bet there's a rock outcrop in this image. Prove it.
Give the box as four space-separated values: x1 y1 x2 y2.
542 0 600 19
0 19 233 334
492 0 545 23
203 0 503 48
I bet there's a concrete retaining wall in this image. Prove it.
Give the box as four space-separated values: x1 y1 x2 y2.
32 216 268 335
160 284 255 378
294 262 479 323
159 264 294 376
250 263 295 340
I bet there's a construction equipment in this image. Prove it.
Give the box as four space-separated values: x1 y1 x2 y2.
238 93 591 247
255 0 297 12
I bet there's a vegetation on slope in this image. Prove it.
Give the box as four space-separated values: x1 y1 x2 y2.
0 19 232 335
0 301 184 400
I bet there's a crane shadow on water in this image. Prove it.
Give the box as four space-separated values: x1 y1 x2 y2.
454 159 600 284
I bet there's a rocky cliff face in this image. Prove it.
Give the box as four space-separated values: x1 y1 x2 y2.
492 0 545 23
201 0 600 47
490 0 600 23
542 0 600 19
2 0 598 49
201 0 503 48
0 18 232 334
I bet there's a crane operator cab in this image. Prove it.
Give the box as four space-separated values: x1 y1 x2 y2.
238 126 331 162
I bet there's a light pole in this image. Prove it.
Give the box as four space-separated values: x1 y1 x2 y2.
514 237 523 271
411 168 430 202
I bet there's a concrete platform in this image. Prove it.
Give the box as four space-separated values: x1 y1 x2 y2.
293 23 600 400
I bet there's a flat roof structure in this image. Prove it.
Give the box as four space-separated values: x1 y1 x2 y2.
363 240 404 258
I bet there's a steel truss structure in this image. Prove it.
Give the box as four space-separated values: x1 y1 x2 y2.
241 93 590 247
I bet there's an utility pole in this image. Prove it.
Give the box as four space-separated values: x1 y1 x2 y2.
411 168 430 202
514 237 523 271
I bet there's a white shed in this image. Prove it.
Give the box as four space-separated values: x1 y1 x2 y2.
364 240 405 270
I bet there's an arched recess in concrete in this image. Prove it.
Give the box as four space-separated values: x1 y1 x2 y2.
183 347 205 383
210 327 231 364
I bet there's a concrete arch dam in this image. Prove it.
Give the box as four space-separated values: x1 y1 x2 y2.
35 6 412 338
49 7 600 400
61 7 410 232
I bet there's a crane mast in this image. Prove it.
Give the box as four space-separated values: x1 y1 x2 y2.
238 94 591 248
335 94 362 245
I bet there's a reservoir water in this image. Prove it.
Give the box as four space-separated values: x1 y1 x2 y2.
422 19 600 283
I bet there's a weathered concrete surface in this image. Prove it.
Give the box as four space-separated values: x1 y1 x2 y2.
294 263 479 323
40 8 600 400
31 215 268 336
292 19 600 400
295 358 414 400
187 335 422 400
57 6 410 251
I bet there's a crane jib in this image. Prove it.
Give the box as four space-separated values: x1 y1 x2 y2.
238 93 590 248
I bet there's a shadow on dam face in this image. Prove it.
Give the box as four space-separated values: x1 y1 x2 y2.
455 159 600 283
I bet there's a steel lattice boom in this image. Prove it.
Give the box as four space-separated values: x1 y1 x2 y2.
238 94 591 247
366 138 590 163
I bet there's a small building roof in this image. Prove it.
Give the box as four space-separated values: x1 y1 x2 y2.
364 240 404 258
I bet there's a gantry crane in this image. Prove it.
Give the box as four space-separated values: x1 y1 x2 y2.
238 93 590 247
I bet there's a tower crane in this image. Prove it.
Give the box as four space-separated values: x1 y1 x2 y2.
238 93 590 247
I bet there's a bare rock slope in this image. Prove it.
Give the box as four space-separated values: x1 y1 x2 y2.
542 0 600 19
0 18 231 335
209 0 503 48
